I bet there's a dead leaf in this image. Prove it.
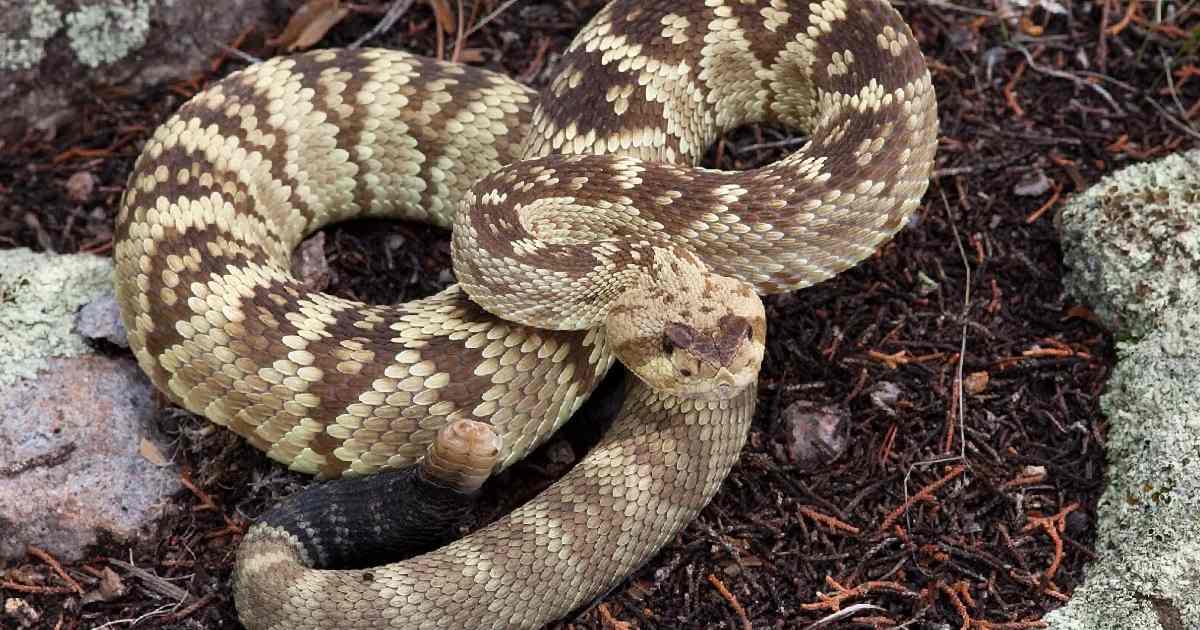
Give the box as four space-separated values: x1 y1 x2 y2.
89 567 128 604
1061 304 1101 324
1019 14 1044 36
99 567 126 599
2 598 40 627
270 0 351 51
139 438 169 467
428 0 456 34
964 371 989 395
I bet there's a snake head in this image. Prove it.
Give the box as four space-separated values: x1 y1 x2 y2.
606 250 765 400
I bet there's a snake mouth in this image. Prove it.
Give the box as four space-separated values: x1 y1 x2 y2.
681 384 749 402
673 368 757 401
714 381 739 399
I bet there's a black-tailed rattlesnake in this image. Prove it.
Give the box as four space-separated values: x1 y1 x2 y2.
113 0 936 626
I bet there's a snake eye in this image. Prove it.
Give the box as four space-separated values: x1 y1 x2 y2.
679 368 692 377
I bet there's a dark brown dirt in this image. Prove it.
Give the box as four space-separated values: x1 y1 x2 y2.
2 0 1197 628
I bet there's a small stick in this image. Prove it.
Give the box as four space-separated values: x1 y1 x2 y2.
179 471 218 511
464 0 520 40
800 576 915 612
164 593 217 623
1003 61 1027 117
799 506 862 535
449 0 467 63
940 582 972 630
877 465 967 534
1023 503 1079 584
597 603 634 630
1024 182 1062 224
27 545 83 594
707 574 752 630
350 0 417 49
0 580 77 594
1105 0 1137 35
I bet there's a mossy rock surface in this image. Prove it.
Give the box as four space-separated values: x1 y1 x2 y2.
1048 151 1200 629
0 0 272 141
1058 149 1200 340
0 247 112 387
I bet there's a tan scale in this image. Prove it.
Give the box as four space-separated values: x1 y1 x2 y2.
112 0 936 627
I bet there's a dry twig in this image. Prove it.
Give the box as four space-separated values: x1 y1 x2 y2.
27 546 83 595
707 574 753 630
878 465 967 534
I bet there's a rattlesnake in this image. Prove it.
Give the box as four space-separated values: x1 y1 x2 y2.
112 0 936 627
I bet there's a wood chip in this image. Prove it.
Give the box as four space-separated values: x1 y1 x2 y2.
270 0 351 51
139 438 169 467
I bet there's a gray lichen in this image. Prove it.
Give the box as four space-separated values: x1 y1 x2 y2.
0 248 114 387
0 1 160 71
1057 150 1200 339
1047 151 1200 629
0 1 63 71
65 0 153 68
1044 327 1200 629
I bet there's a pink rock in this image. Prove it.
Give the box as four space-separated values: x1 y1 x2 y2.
0 355 179 562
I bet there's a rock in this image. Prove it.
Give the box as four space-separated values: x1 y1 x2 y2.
1047 151 1200 630
0 248 112 387
775 400 848 467
75 291 129 348
0 0 272 141
0 247 179 562
1012 169 1052 197
867 381 901 415
292 231 332 292
64 170 96 203
0 355 178 562
1057 149 1200 338
3 597 41 629
1044 330 1200 630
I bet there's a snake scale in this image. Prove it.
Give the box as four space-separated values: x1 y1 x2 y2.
112 0 936 627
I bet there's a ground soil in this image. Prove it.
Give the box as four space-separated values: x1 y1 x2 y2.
1 0 1197 628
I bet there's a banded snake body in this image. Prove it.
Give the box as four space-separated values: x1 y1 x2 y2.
112 0 936 627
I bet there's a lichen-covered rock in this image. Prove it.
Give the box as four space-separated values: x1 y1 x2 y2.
1048 151 1200 629
1057 149 1200 339
1044 329 1200 629
0 248 112 387
62 0 154 68
0 0 272 140
0 2 62 72
0 248 179 562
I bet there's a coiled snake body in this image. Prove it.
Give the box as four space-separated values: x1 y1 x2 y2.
113 0 935 627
